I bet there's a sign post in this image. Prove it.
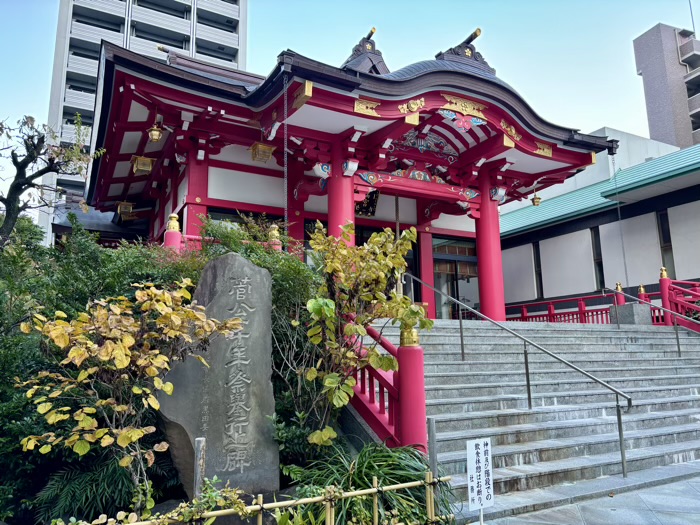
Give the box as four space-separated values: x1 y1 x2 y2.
466 437 494 524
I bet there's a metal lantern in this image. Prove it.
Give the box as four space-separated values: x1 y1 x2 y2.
250 142 276 163
147 121 163 143
131 156 155 176
117 201 137 221
355 189 380 217
531 193 542 206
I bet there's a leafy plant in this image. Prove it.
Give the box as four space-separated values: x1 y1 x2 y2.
17 280 242 513
279 443 453 524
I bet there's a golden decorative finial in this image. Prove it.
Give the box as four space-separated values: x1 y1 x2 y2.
167 214 180 232
615 282 623 292
660 267 668 279
400 327 420 347
268 224 280 241
638 284 646 294
367 27 376 39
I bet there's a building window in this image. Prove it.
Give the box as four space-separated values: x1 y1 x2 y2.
656 210 676 278
591 226 605 291
533 242 544 299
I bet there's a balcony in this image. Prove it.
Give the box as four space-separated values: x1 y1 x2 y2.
70 20 124 46
197 0 239 19
196 22 238 47
64 88 96 112
66 54 99 77
60 123 92 145
128 36 172 61
194 52 237 69
131 5 191 36
680 38 700 70
73 0 126 18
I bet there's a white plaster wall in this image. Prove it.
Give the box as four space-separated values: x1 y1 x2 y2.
540 230 596 297
363 195 417 225
305 195 328 214
503 244 538 303
431 213 476 232
599 213 663 286
668 201 700 279
177 176 189 208
208 167 284 207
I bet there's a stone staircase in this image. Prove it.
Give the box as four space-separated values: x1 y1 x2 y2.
377 320 700 522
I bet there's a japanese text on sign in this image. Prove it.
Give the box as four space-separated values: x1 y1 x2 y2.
466 437 494 511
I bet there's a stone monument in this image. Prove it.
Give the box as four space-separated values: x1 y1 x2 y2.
160 253 279 499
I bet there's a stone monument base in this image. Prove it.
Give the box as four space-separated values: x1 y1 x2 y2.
610 303 653 325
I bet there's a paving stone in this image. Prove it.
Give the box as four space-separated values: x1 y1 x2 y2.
649 510 700 525
577 505 663 525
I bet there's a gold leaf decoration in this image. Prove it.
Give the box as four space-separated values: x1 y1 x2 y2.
441 94 487 119
354 98 381 117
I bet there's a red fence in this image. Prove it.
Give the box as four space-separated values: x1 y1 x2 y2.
350 324 400 447
513 293 616 324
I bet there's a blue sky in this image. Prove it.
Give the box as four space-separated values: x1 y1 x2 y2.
0 0 698 192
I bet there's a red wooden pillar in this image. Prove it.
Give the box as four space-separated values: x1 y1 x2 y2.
660 267 672 325
615 283 626 306
475 173 506 321
418 229 437 319
184 158 208 238
327 142 355 244
396 328 427 453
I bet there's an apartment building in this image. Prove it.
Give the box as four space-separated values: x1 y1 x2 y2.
40 0 248 244
634 23 700 149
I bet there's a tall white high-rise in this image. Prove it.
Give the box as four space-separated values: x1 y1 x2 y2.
40 0 248 244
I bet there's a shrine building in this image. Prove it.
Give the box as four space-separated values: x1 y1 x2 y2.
87 29 617 321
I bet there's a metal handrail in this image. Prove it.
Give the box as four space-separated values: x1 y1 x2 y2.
404 273 632 477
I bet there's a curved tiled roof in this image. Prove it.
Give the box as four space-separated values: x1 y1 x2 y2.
378 59 515 91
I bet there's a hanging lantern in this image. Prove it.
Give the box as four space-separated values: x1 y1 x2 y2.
130 156 155 176
250 142 276 163
355 189 380 217
117 201 137 221
147 121 163 143
531 193 542 206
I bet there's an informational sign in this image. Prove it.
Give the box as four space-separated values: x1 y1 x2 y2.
466 437 494 512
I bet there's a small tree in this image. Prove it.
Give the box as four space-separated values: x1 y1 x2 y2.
17 280 241 514
303 223 433 445
0 114 101 244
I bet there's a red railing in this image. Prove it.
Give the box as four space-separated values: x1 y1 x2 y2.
513 293 615 325
665 280 700 332
349 324 401 447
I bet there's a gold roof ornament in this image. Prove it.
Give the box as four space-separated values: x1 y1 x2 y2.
167 213 180 232
400 327 420 347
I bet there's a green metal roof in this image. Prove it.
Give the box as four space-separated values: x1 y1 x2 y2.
501 144 700 237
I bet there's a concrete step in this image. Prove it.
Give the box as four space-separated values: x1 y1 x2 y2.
449 438 700 497
424 365 700 386
434 407 700 453
423 357 700 373
438 422 700 475
420 349 700 362
425 375 700 399
426 385 700 413
428 395 700 431
452 460 700 524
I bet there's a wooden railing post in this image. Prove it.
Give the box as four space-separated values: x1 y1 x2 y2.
520 305 528 321
577 299 586 323
547 303 556 322
163 214 182 253
397 327 427 453
659 267 672 326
